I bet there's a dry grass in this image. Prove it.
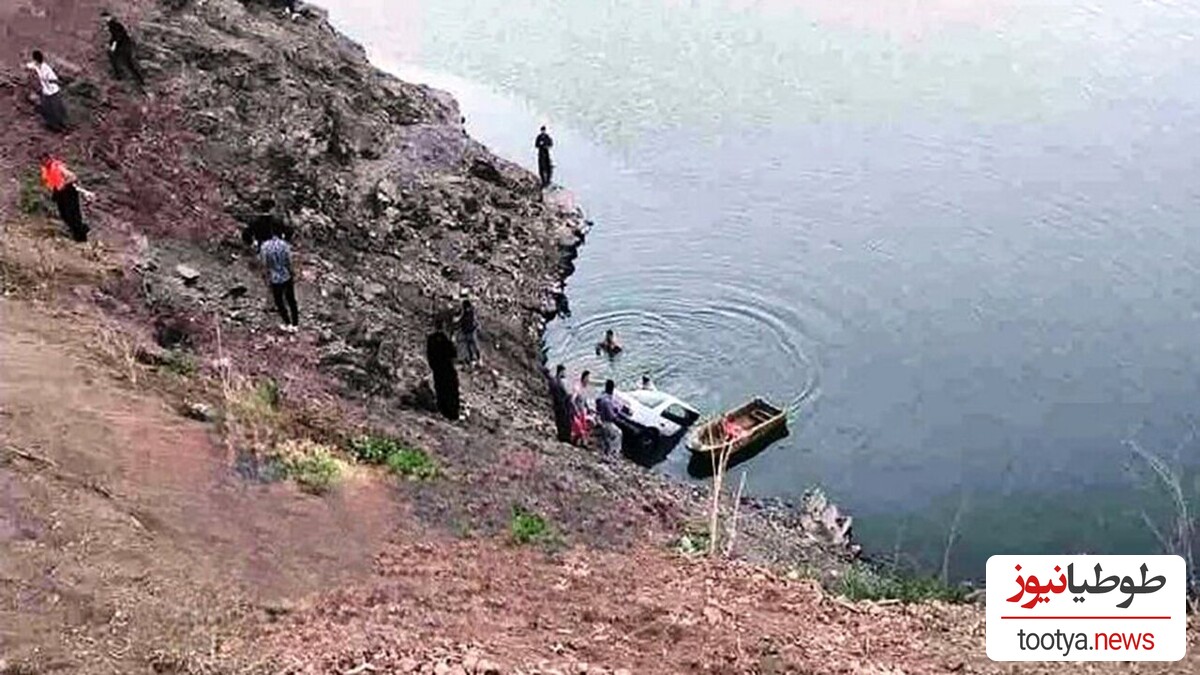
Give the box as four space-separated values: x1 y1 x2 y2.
270 439 345 494
96 325 141 385
0 218 109 297
1127 437 1198 612
222 375 284 455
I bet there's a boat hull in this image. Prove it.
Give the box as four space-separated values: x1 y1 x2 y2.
686 397 788 459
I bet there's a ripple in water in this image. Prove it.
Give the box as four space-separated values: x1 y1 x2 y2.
545 268 822 435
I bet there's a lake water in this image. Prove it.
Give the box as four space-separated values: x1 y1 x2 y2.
320 0 1200 579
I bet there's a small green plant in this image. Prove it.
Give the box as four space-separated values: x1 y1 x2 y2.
509 505 552 546
256 378 282 409
161 349 197 377
384 446 439 480
350 434 439 479
18 171 47 216
273 439 342 494
226 379 280 428
837 563 968 603
350 434 400 464
673 521 712 557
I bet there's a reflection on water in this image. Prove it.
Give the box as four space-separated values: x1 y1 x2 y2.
320 0 1200 579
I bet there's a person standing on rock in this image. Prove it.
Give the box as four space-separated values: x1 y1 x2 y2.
570 369 594 446
456 298 480 367
595 379 629 455
535 126 554 189
260 222 299 332
25 51 68 132
102 12 145 88
40 152 89 242
546 363 572 443
426 329 460 420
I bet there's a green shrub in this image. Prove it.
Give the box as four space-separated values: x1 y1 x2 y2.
384 446 439 480
673 521 711 557
256 378 282 409
509 506 551 545
18 171 47 216
350 434 400 465
351 434 439 480
274 439 342 494
838 563 969 603
161 349 197 377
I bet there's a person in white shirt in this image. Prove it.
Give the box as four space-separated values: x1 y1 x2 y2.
25 51 68 132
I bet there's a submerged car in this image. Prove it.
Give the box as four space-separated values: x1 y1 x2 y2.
614 388 701 459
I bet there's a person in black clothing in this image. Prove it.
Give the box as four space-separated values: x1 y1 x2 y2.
426 330 460 420
535 126 554 188
240 198 291 251
102 12 144 87
546 363 572 443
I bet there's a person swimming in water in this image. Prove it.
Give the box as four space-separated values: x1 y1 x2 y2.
595 329 622 357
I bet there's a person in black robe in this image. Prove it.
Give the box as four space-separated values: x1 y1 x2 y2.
535 126 554 188
102 12 145 87
545 363 572 442
426 330 460 420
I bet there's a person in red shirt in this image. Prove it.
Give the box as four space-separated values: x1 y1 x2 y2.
40 152 89 242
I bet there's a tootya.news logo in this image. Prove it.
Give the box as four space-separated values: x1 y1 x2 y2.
985 555 1186 661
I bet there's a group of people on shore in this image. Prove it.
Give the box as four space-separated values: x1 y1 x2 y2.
544 331 655 455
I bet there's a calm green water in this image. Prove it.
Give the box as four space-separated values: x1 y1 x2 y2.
321 0 1200 579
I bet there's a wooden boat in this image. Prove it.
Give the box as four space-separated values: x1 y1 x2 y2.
686 397 788 457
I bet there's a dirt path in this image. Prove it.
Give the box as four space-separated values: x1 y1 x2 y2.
0 297 397 673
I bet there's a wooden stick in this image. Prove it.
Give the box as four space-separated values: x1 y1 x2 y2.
725 471 747 557
3 445 57 468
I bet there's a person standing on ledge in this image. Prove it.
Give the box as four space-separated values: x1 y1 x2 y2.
259 222 299 332
102 11 145 87
595 379 630 455
546 363 572 443
426 328 460 421
570 369 594 446
535 125 554 189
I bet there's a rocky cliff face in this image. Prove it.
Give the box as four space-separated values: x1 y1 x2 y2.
136 0 583 405
1 0 852 584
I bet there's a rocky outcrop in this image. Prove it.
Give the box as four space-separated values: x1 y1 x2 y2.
125 0 585 404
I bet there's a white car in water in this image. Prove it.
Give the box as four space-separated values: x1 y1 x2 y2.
615 388 702 442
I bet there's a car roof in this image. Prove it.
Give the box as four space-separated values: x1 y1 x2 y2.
620 388 698 414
